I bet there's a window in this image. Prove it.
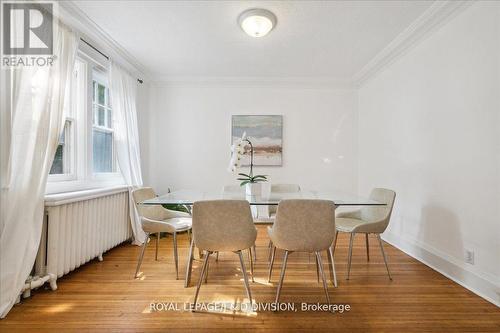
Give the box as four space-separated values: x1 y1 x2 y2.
50 120 72 175
49 65 78 180
46 50 123 194
92 73 115 173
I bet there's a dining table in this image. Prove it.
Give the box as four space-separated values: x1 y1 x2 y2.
141 188 385 287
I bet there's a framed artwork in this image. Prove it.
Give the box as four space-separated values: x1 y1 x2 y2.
231 115 283 166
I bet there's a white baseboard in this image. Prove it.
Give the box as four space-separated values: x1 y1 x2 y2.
382 231 500 307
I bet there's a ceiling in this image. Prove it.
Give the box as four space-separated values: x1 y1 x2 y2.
73 0 433 80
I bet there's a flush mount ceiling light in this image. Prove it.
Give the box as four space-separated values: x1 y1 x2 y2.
238 8 277 38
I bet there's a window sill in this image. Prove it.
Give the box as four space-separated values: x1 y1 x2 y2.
46 173 125 194
45 185 130 206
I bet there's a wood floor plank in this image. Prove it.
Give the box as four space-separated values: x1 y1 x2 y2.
1 227 498 332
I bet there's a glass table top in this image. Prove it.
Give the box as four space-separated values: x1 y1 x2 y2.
142 189 384 206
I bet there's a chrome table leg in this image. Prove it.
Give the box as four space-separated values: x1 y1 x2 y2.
173 231 178 279
332 230 339 256
366 233 370 261
184 237 195 287
347 233 354 280
155 232 160 261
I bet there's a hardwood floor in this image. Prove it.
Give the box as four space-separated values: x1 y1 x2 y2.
1 226 499 332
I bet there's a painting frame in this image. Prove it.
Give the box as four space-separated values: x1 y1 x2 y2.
231 115 283 167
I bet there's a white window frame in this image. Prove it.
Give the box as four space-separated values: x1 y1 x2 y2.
91 70 118 177
46 47 124 194
48 119 76 182
47 62 79 182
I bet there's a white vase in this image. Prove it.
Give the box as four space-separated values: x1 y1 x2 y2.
245 182 262 197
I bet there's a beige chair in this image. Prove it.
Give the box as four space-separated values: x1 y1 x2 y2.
266 184 302 260
268 200 337 304
222 184 244 193
220 184 254 263
191 200 257 308
271 183 301 193
333 188 396 280
132 187 192 279
268 183 301 217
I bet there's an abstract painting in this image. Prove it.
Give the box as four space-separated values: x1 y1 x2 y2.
231 115 282 166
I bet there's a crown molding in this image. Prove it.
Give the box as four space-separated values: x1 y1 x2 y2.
149 76 356 90
353 0 472 87
58 0 151 80
57 0 472 89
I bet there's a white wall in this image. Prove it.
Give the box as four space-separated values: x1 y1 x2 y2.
144 83 358 194
136 82 152 185
358 2 500 305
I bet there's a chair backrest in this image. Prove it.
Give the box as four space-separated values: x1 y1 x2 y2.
271 184 301 193
192 200 257 252
360 188 396 232
272 199 336 252
268 184 301 215
132 187 156 203
222 185 243 193
131 187 165 221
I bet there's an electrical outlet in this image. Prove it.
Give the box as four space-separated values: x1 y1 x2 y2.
464 249 475 265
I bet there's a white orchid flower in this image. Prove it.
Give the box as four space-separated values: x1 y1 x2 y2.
227 132 248 173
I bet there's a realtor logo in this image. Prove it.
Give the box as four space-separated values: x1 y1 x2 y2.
2 2 53 55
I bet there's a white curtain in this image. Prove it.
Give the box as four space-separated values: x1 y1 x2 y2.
0 27 78 318
109 62 146 245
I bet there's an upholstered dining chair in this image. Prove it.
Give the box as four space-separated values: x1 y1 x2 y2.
333 188 396 280
222 184 256 263
268 183 301 217
268 200 337 304
222 184 244 193
132 187 192 279
191 200 257 308
266 184 302 260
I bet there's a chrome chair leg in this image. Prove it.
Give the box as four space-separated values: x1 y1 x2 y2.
248 247 255 282
377 234 392 280
315 253 320 283
315 251 331 304
267 240 273 262
327 246 338 287
155 232 160 261
135 233 150 278
366 233 370 261
268 245 277 282
347 233 354 280
252 244 257 261
237 250 253 304
173 231 179 279
192 251 211 310
204 258 209 283
275 250 290 303
184 237 195 287
332 230 339 256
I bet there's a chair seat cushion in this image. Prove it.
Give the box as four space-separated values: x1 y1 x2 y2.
165 217 192 231
336 217 365 233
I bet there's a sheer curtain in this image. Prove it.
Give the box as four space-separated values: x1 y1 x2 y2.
0 27 78 317
109 62 146 245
